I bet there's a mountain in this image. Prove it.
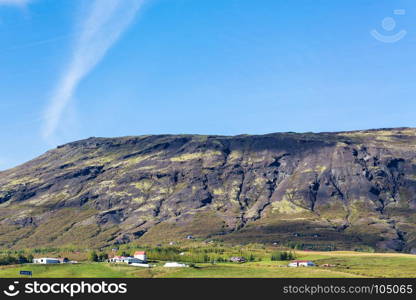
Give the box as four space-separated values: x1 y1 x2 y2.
1 128 416 252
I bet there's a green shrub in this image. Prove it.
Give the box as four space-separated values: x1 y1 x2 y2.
89 251 99 262
271 251 295 261
98 253 109 262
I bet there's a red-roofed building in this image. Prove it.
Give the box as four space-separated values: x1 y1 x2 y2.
134 251 147 262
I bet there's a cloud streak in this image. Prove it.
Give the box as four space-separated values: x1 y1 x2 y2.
42 0 145 141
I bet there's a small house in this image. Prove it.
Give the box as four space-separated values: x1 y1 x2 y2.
133 251 147 262
230 257 246 263
288 260 315 267
33 258 60 264
109 256 143 264
109 256 122 263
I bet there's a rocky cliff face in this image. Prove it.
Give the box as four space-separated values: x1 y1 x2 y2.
1 128 416 252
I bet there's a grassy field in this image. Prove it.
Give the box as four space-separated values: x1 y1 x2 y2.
1 251 415 278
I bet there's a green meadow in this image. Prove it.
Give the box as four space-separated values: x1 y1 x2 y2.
1 251 416 278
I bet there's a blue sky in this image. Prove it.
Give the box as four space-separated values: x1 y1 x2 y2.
0 0 415 170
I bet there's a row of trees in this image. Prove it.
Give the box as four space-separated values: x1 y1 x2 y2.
145 247 261 263
284 242 337 251
101 246 261 264
1 251 294 265
0 254 33 266
271 251 296 261
89 251 109 262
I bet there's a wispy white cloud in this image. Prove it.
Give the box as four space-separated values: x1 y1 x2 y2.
42 0 145 141
0 0 31 6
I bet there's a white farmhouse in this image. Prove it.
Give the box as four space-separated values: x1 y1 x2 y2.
134 251 147 262
288 260 316 267
33 258 60 264
109 256 144 264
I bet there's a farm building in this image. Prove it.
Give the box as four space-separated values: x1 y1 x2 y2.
134 251 147 262
109 256 144 264
230 257 246 263
163 262 188 268
33 258 61 264
288 260 316 267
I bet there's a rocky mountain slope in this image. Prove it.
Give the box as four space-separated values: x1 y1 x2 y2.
1 128 416 252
